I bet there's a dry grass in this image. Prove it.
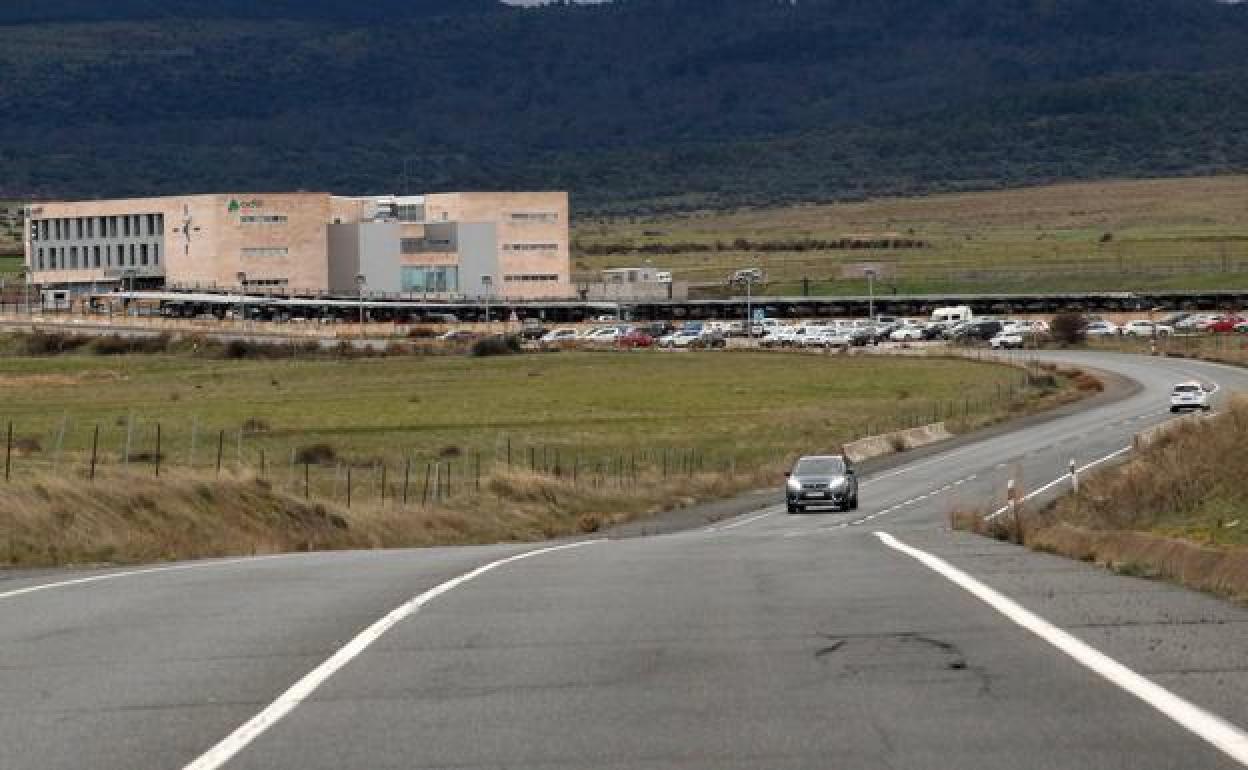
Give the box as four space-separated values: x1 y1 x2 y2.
955 396 1248 601
0 459 787 568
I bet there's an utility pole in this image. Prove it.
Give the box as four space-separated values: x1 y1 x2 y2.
865 267 876 321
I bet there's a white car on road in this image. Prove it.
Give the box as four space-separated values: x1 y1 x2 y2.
1169 381 1212 413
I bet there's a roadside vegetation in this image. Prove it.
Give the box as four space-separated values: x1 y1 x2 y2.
574 176 1248 295
0 347 1083 567
956 398 1248 601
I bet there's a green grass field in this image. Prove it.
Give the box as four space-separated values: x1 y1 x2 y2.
573 176 1248 294
0 350 1030 479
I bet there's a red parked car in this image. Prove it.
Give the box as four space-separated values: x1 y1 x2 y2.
1209 316 1246 334
618 329 655 348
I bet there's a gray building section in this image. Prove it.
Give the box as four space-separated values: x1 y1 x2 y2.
456 223 500 299
327 222 401 294
28 211 167 291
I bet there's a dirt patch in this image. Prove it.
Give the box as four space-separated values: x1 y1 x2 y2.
0 371 122 388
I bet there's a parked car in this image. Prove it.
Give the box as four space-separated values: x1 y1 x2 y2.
692 330 729 349
849 326 878 346
785 455 859 513
659 329 701 348
955 320 1004 341
802 328 851 348
540 327 579 344
582 326 623 342
989 331 1024 349
1121 320 1174 337
889 325 924 342
1169 381 1212 413
1085 320 1119 337
1176 314 1220 332
519 320 548 341
437 329 478 342
1209 316 1246 334
618 329 654 348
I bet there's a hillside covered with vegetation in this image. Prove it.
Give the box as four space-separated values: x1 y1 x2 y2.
3 0 1248 212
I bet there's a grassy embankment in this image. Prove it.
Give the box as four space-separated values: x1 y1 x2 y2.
956 397 1248 602
573 175 1248 295
0 345 1084 567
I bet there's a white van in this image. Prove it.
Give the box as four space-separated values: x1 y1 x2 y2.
931 305 974 324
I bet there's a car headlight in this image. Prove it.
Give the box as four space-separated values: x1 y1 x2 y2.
830 476 848 490
786 479 801 492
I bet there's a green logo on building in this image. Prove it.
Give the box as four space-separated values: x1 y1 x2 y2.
227 198 263 213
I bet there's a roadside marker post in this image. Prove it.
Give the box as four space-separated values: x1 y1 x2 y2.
1069 458 1078 492
89 425 99 482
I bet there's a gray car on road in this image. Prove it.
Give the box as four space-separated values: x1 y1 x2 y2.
785 454 859 513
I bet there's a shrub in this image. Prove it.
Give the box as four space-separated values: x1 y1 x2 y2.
407 326 439 339
295 443 337 465
471 335 522 357
241 418 272 433
1050 312 1089 345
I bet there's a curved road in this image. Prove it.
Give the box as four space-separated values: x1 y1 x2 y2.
3 351 1248 769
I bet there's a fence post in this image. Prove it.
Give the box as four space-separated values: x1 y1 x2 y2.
380 463 387 505
422 463 433 507
347 465 353 509
216 430 224 476
155 423 161 477
124 411 134 467
403 457 411 505
304 462 311 499
90 424 99 481
4 421 11 482
475 451 481 491
507 437 512 469
259 449 266 479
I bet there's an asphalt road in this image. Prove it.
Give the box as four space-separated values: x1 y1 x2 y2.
3 351 1248 769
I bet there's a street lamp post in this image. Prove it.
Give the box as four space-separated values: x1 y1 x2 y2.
236 271 247 326
355 273 367 332
481 275 493 334
864 268 877 321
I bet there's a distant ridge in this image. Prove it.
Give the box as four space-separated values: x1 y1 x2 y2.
3 0 1247 212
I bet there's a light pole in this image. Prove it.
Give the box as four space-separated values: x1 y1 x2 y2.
864 267 876 321
480 275 493 333
236 271 247 326
122 268 137 319
355 273 367 332
731 267 758 340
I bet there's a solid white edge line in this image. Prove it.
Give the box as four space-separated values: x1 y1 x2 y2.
182 539 603 770
984 445 1133 522
0 555 292 602
873 531 1248 766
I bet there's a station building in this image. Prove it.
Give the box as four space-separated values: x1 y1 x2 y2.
23 191 570 300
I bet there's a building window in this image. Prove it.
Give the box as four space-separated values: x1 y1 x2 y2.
69 246 78 269
503 243 559 251
123 216 131 237
239 215 288 225
510 211 559 223
153 243 160 265
397 204 425 223
155 213 164 235
93 245 101 268
40 220 49 240
243 278 289 288
241 247 289 258
129 243 136 266
109 217 118 237
36 248 44 270
86 218 94 238
503 274 560 282
75 218 83 239
54 219 61 240
140 244 149 266
49 249 57 270
116 244 124 265
99 216 107 236
400 265 459 293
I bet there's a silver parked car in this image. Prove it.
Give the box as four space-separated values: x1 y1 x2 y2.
785 455 859 513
